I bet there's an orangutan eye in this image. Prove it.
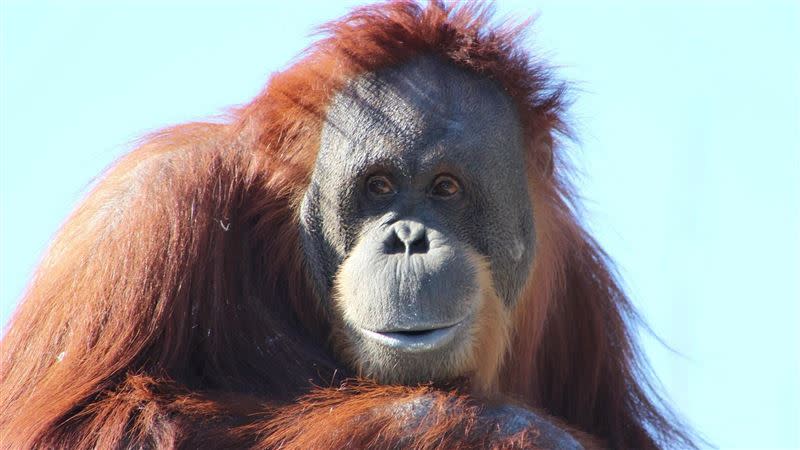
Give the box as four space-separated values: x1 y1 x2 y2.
431 175 461 198
366 175 395 197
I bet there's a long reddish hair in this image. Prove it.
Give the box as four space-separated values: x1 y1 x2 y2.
0 2 695 448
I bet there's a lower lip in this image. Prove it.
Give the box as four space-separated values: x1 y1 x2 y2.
358 321 465 353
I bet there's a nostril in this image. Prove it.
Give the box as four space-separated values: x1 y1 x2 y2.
386 232 406 254
408 235 429 255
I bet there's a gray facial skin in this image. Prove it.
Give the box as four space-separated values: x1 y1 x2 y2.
300 55 535 383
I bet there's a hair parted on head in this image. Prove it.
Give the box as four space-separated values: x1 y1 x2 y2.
239 0 568 189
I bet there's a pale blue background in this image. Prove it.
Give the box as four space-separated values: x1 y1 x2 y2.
1 2 798 448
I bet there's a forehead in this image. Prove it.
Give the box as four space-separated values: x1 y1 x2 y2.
317 56 525 174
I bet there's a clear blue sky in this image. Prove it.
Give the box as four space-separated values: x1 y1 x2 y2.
1 2 798 448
